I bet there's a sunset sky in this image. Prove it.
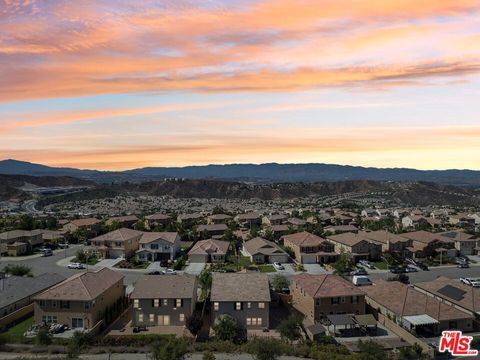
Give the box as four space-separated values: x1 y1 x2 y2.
1 0 480 170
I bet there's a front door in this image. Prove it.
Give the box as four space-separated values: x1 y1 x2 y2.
72 318 84 328
158 315 170 326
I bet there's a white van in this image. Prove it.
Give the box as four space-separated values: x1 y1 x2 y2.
352 275 372 286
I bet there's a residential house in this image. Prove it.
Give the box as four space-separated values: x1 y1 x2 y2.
291 274 366 325
105 215 138 228
188 239 230 263
37 230 64 245
359 230 411 254
211 273 271 332
363 279 474 335
399 231 456 258
361 208 377 217
33 268 125 330
324 225 358 235
243 237 289 264
440 231 478 255
414 277 480 330
402 215 431 229
131 275 197 329
262 214 288 226
327 232 382 261
197 224 228 238
0 273 65 331
137 232 181 262
270 224 289 239
90 228 143 259
235 213 262 228
145 214 171 229
177 213 204 226
207 214 232 225
0 230 44 256
449 213 476 227
467 212 480 225
286 218 306 228
282 231 336 264
62 218 101 233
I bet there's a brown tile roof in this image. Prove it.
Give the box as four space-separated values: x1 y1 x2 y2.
400 231 453 244
70 218 101 227
105 215 138 225
139 232 179 244
145 213 171 220
359 230 409 244
208 214 232 220
91 228 143 242
293 274 364 298
236 212 261 221
197 224 228 232
327 232 371 247
244 237 287 257
282 231 326 247
363 279 473 322
439 231 476 242
188 239 229 255
211 273 271 302
34 268 124 301
414 277 480 313
131 274 196 299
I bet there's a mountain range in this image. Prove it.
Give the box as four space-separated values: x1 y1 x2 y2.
0 159 479 186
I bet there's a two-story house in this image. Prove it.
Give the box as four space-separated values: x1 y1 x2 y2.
0 230 44 256
33 268 124 330
136 232 181 262
207 214 232 225
145 213 171 230
90 228 143 259
359 230 411 254
211 273 270 333
291 274 366 324
282 231 336 264
327 232 382 261
131 275 197 329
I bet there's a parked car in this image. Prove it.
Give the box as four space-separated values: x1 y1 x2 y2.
41 249 53 257
162 269 177 275
405 266 418 273
457 263 470 268
273 262 285 270
358 260 375 269
148 271 162 275
352 275 372 286
159 260 169 267
460 277 480 287
351 268 368 276
416 262 429 271
58 243 69 249
67 262 85 269
390 266 406 274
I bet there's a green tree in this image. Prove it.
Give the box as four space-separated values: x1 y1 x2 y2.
198 268 212 299
18 214 34 230
277 315 302 343
332 249 354 276
67 331 91 359
212 315 240 341
149 337 188 360
248 337 282 360
36 327 52 346
398 344 424 359
134 219 146 231
2 264 32 276
356 339 385 360
75 249 87 263
271 275 290 293
202 351 216 360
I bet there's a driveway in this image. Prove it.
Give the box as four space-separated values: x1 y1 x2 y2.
303 264 327 275
184 262 206 275
96 257 123 268
275 264 296 276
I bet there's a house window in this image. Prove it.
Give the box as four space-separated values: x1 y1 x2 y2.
151 244 159 250
341 297 346 303
42 315 57 324
154 299 160 307
258 302 265 309
52 301 57 308
72 318 84 329
138 314 144 322
213 302 219 311
134 299 139 308
84 302 90 310
331 297 339 305
163 299 168 306
235 302 242 310
60 301 70 309
179 313 185 322
247 302 251 309
315 298 321 306
149 314 155 322
246 318 252 326
176 299 182 308
39 300 46 307
257 318 262 326
352 296 359 304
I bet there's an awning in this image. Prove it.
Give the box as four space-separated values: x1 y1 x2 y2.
354 314 377 327
327 314 355 326
307 323 326 335
403 314 439 326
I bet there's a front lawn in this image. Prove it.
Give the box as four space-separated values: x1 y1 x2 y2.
374 261 388 270
115 259 150 269
4 316 33 341
71 256 99 265
258 264 276 273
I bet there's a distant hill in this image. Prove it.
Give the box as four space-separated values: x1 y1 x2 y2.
1 159 480 186
37 178 480 207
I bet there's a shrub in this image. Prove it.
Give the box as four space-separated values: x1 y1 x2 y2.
2 264 32 276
